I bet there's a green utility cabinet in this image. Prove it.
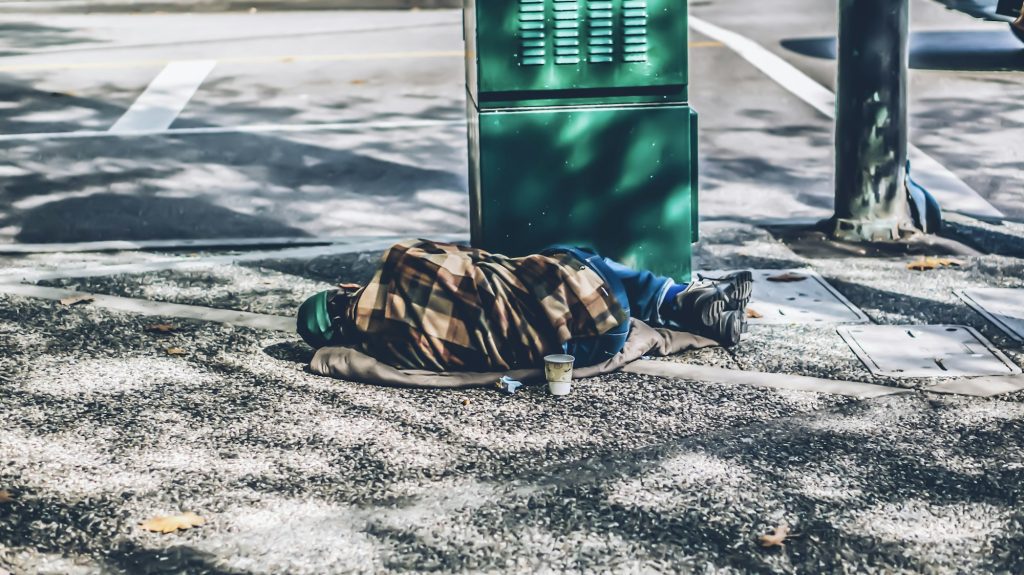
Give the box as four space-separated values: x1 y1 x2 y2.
464 0 698 280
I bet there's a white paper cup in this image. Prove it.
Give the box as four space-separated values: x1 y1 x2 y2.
548 380 572 396
544 354 575 396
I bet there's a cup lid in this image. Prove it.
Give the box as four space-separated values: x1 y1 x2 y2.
544 354 575 364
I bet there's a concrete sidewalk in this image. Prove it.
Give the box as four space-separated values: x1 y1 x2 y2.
1 213 1023 574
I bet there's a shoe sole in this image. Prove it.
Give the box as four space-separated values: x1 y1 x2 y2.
693 284 729 327
698 271 754 311
718 310 746 348
725 270 753 310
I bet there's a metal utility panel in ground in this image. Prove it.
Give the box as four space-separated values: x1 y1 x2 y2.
956 288 1024 344
700 269 869 325
839 324 1022 378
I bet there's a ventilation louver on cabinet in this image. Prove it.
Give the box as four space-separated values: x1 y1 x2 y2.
519 0 547 65
621 0 648 62
586 0 614 63
552 0 581 64
518 0 650 67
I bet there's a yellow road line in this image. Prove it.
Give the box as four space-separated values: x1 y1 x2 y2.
0 42 722 73
689 41 724 48
0 50 466 72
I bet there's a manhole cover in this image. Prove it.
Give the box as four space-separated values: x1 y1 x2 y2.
698 269 868 325
837 325 1022 378
956 288 1024 344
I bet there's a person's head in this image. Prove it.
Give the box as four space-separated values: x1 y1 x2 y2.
296 288 357 349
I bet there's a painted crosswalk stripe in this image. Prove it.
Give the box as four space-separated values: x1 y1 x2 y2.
109 60 217 133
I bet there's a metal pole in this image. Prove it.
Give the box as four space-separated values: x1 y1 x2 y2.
832 0 912 241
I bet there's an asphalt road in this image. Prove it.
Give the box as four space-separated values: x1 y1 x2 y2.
0 9 469 243
691 0 1024 224
0 0 1020 246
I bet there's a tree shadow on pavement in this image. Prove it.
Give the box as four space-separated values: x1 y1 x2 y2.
17 194 311 242
943 218 1024 258
0 488 246 574
262 341 313 364
287 394 1024 573
0 22 102 56
243 250 383 285
4 292 1023 572
0 81 468 244
701 155 831 209
421 394 1024 573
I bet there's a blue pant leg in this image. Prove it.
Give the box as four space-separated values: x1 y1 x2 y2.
599 257 681 326
542 245 630 367
541 245 686 365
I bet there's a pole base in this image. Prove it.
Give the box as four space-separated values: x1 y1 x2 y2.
831 217 904 242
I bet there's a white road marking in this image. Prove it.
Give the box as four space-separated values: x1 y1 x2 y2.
0 234 468 283
0 118 464 142
0 283 295 333
109 60 217 133
689 16 1005 221
689 17 835 117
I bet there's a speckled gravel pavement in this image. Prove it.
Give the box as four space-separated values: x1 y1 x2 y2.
2 215 1024 574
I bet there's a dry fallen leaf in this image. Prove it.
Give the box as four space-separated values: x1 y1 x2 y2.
0 489 14 503
759 524 790 548
59 294 94 306
462 399 471 406
165 347 188 356
766 272 807 283
140 512 205 534
746 308 763 319
146 323 177 333
906 257 965 271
